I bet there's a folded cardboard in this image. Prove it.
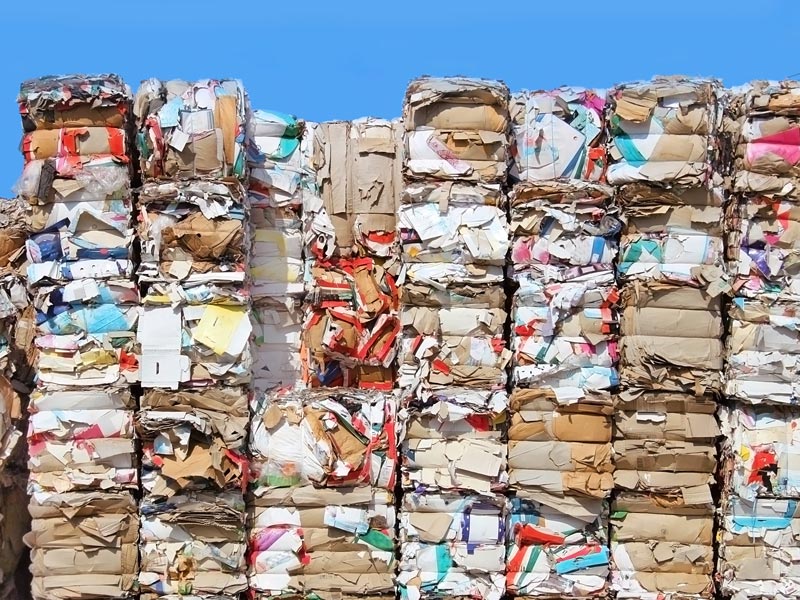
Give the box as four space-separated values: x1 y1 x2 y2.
310 119 402 257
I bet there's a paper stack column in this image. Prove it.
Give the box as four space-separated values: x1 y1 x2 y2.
608 77 726 600
719 80 800 598
134 79 251 599
397 77 511 600
505 88 616 598
0 196 35 598
247 109 312 392
16 74 139 600
246 118 403 600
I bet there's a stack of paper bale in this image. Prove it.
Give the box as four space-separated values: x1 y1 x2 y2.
14 74 139 600
719 80 800 599
608 77 726 600
301 118 403 390
247 387 400 599
397 76 510 600
506 86 616 598
248 109 314 393
134 78 251 599
246 116 404 600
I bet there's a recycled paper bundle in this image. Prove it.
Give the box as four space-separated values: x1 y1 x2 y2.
138 285 252 389
618 282 724 394
17 75 134 288
25 491 138 600
606 77 721 187
718 496 800 599
398 182 510 402
138 492 247 598
398 492 506 600
249 487 396 598
716 402 800 598
509 181 619 393
307 119 402 260
247 112 314 393
137 179 248 285
732 80 800 194
251 298 303 392
403 77 510 182
507 389 614 500
301 256 400 390
134 78 248 181
137 387 248 498
610 495 715 599
401 395 508 494
506 495 610 598
510 88 607 182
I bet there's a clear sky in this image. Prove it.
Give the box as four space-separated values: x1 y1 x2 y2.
0 0 796 193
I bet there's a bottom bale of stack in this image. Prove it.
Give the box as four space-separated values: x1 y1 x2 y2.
398 492 506 600
506 495 609 599
248 486 396 598
610 494 714 600
719 496 800 599
138 492 247 599
25 491 138 600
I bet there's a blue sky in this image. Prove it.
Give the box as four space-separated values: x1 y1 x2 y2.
0 0 796 193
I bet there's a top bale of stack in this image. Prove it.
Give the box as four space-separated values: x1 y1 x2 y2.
403 76 510 182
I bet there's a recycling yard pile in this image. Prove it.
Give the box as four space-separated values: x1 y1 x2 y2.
5 70 800 599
